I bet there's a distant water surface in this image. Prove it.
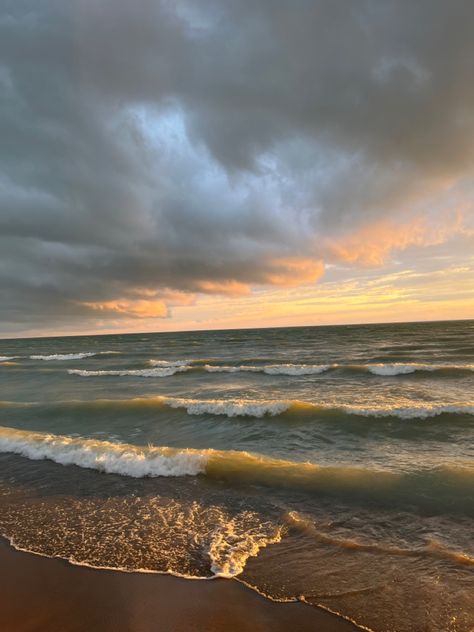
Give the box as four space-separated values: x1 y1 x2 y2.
0 320 473 631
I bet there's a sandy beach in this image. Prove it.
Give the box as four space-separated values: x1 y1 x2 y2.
0 540 358 632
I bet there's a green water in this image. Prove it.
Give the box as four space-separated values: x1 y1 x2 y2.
0 321 473 631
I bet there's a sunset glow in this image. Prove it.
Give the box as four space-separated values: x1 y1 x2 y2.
1 1 473 337
1 5 474 630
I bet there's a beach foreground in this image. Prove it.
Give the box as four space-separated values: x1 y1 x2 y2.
0 541 357 632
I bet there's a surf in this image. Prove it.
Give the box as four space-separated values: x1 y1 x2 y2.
1 395 474 421
30 351 119 360
1 426 472 513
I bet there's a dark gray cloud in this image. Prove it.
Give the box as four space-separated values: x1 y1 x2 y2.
0 0 473 333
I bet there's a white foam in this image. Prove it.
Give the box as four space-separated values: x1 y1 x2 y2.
262 364 330 375
365 363 474 375
3 495 282 580
203 364 244 373
203 364 330 376
30 351 119 361
68 365 191 377
163 397 291 417
207 516 282 578
148 359 192 367
344 403 474 419
0 426 207 477
160 397 474 420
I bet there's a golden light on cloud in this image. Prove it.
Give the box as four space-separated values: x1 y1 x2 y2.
61 244 473 338
144 258 474 334
324 211 468 266
194 280 250 296
264 258 325 286
80 299 169 319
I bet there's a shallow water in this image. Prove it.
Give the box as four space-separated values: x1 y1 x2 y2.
0 320 473 631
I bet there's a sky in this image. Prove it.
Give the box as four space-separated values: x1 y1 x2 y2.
1 0 473 338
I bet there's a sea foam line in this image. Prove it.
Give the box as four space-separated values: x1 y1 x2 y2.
203 363 330 375
160 397 474 420
68 365 191 377
163 397 292 417
30 351 119 361
171 361 474 376
361 362 474 375
1 395 473 420
63 359 474 377
148 359 193 367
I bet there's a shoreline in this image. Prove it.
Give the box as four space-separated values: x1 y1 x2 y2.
0 539 359 632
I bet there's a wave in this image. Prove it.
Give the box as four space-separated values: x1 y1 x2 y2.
0 426 207 477
68 366 191 377
199 360 474 376
1 426 473 512
361 362 474 376
204 363 330 375
148 359 193 367
286 512 474 567
164 397 291 417
0 355 19 361
341 403 474 419
29 351 119 361
160 397 474 420
58 358 474 377
168 360 474 377
2 395 473 421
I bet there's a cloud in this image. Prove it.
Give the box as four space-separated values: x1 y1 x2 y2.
79 299 169 319
322 210 470 266
0 0 473 334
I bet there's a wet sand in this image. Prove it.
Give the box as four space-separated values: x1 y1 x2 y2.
0 540 358 632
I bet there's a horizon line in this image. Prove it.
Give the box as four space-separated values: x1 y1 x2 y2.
1 316 472 342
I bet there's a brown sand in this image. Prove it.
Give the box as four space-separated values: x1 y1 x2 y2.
0 540 358 632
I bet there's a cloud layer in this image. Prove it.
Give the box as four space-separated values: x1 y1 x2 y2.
1 0 473 334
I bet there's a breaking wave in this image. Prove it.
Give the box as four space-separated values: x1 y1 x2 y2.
362 362 474 376
0 426 472 512
30 351 119 361
159 397 474 420
157 360 474 377
206 361 474 376
340 402 474 419
62 358 474 378
148 359 193 367
204 363 330 375
0 426 207 477
164 397 291 417
1 395 473 421
68 365 191 377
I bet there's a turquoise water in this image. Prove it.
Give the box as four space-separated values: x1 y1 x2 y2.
0 321 473 631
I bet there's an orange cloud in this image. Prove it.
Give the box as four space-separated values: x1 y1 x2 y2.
324 211 468 266
263 257 325 286
195 280 251 296
80 299 169 318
